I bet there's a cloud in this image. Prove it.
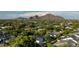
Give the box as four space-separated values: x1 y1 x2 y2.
18 11 53 18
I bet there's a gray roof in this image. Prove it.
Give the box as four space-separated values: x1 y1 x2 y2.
70 35 79 42
0 31 15 44
36 36 45 46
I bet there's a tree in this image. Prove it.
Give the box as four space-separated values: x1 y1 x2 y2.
34 15 39 19
35 29 46 36
9 35 40 47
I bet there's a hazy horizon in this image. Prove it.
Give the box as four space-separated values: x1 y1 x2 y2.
0 11 79 19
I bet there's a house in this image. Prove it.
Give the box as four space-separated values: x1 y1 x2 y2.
0 31 15 44
74 34 79 38
65 26 72 29
50 34 56 38
1 27 6 29
76 28 79 32
36 36 45 46
53 36 77 47
1 26 12 29
49 32 58 37
61 36 77 43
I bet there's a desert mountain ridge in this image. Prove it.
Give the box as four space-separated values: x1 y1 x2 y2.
17 13 65 20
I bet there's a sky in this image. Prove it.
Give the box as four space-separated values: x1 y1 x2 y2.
0 11 79 19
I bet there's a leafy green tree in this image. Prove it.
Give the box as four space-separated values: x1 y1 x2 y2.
9 35 40 47
35 29 46 36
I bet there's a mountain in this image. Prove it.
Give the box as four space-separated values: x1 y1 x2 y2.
40 14 65 20
17 13 65 21
27 14 65 21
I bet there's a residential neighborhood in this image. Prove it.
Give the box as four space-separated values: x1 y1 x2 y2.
0 11 79 47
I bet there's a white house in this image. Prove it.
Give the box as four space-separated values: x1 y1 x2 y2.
61 37 77 44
